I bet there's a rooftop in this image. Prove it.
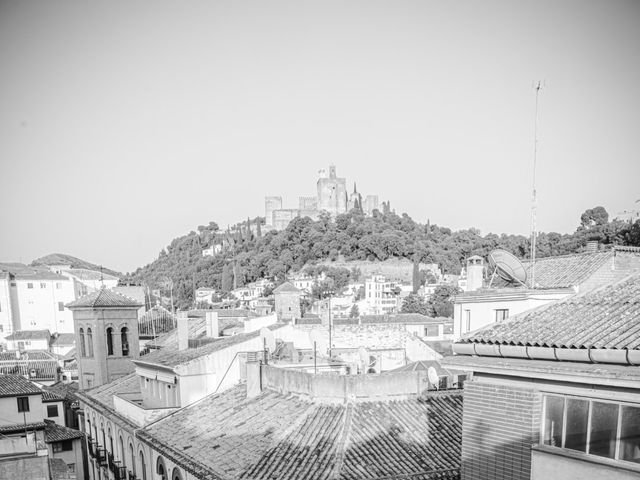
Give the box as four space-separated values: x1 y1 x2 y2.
51 333 76 345
63 268 119 281
5 330 51 341
43 420 84 443
41 390 65 403
0 263 67 281
273 281 300 294
0 375 43 398
461 274 640 349
137 325 285 368
138 383 462 480
66 287 143 309
44 381 79 404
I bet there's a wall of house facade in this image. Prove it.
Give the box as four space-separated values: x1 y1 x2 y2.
11 277 75 333
453 292 570 340
49 437 86 480
461 376 542 480
530 448 640 480
0 394 44 425
0 276 13 343
275 291 301 322
43 399 65 426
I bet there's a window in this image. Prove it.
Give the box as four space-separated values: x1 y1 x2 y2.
47 405 59 417
27 283 33 289
79 328 86 357
464 310 471 332
543 394 640 463
87 328 94 357
495 309 509 323
17 396 30 412
424 325 439 337
139 450 147 480
58 301 64 312
56 282 62 289
106 327 114 356
121 327 129 356
67 464 75 473
53 440 73 452
40 282 46 288
156 457 168 480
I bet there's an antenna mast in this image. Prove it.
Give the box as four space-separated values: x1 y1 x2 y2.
530 80 544 289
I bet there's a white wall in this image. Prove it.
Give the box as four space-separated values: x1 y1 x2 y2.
243 313 278 334
7 337 50 351
453 291 572 340
0 394 44 425
43 400 65 426
12 278 75 333
0 277 13 344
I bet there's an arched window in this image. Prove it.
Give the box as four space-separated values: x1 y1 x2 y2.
106 327 114 356
156 457 168 480
121 327 129 356
87 419 92 440
79 328 86 357
108 427 113 454
119 436 125 467
139 450 147 480
129 443 136 475
87 328 94 357
172 467 183 480
101 424 105 448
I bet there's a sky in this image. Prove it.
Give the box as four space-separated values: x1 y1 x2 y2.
1 1 639 273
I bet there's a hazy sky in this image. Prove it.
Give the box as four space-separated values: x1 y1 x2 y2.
1 1 639 273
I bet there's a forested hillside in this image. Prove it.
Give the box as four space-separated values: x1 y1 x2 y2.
123 207 640 308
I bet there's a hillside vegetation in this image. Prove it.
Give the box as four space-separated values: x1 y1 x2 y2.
123 207 640 308
32 252 121 277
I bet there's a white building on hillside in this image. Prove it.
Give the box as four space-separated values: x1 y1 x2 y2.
365 275 399 315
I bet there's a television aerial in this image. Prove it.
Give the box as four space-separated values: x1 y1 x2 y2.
427 366 440 390
308 330 328 354
487 249 528 287
260 327 276 353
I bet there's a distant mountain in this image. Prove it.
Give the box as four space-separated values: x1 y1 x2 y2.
31 253 121 277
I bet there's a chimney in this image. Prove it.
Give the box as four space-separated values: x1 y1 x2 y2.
466 256 485 292
177 311 189 351
246 360 262 398
205 311 220 338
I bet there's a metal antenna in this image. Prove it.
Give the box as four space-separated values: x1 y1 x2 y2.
530 80 544 289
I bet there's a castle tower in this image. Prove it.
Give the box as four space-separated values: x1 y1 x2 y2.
348 182 363 213
264 196 283 229
67 288 143 390
317 165 347 217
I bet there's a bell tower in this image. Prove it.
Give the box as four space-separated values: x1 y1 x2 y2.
67 288 142 390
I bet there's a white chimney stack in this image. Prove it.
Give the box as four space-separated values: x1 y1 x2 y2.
466 256 485 292
206 311 220 338
177 311 189 351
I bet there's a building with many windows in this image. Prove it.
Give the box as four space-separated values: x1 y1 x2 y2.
365 274 399 315
444 274 640 480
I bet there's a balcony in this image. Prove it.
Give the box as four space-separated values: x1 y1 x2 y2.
97 448 108 467
128 470 138 480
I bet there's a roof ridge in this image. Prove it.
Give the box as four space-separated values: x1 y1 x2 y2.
329 402 353 479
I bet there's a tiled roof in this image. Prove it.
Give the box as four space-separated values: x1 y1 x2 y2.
0 263 67 280
0 421 46 434
44 420 84 443
138 325 285 368
0 351 60 381
42 390 65 402
64 268 118 281
44 381 79 403
51 333 76 345
66 287 143 309
463 274 640 349
521 251 613 288
5 329 51 341
0 374 43 397
145 316 243 349
273 282 300 294
80 373 140 411
139 385 462 480
361 314 451 325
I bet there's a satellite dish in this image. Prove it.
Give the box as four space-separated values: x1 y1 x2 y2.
358 346 369 365
259 327 276 352
308 330 328 353
488 249 527 285
427 366 440 388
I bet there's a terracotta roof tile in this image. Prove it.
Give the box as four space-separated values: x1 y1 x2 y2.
138 385 462 480
42 390 65 402
464 274 640 349
66 288 142 309
5 330 51 341
0 374 42 397
44 420 84 443
273 282 301 294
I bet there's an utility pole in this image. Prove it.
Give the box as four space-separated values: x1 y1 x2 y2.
530 80 544 289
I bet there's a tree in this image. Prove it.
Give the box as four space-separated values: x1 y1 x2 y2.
412 260 420 293
580 206 609 228
426 285 460 318
349 304 359 318
401 294 429 315
256 219 262 238
221 264 233 292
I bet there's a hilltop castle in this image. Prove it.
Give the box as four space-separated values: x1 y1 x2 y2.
265 166 388 231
